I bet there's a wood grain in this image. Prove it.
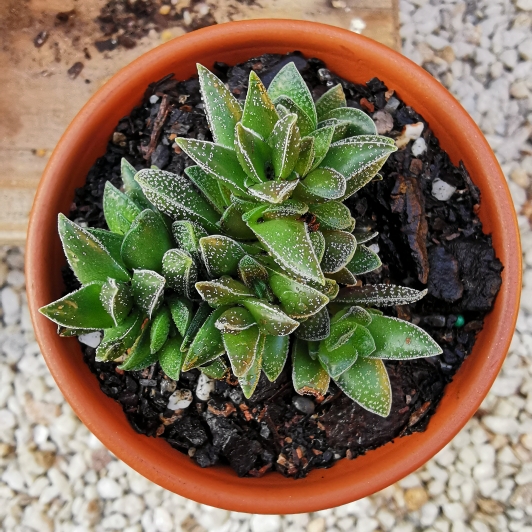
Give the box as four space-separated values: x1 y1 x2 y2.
0 0 399 244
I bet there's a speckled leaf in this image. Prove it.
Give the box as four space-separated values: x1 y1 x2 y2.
241 299 299 336
307 125 335 170
332 305 373 327
121 158 151 208
159 336 184 380
292 338 330 397
247 179 299 204
241 71 279 139
294 137 315 177
200 358 228 379
262 200 308 220
131 269 165 319
85 229 126 268
261 334 289 382
167 296 193 337
135 168 220 232
352 230 378 244
234 122 271 183
365 314 442 360
57 326 87 337
334 357 391 417
196 277 255 307
268 270 329 319
199 235 246 277
317 119 350 143
215 307 256 332
163 249 197 299
296 167 346 202
99 278 132 327
267 113 301 179
326 267 356 286
58 214 130 285
96 310 143 361
39 282 114 330
345 245 382 275
315 84 346 121
150 305 171 354
321 107 377 136
197 63 242 148
268 62 317 128
121 209 173 272
238 255 272 300
180 301 211 352
320 136 396 190
273 96 315 137
244 204 324 285
309 231 325 263
324 317 358 351
239 342 263 399
172 220 208 263
321 230 357 274
336 284 428 306
294 306 330 341
219 203 256 240
318 326 358 378
310 202 355 231
103 181 142 235
182 306 228 371
222 323 261 377
119 325 158 371
184 166 226 214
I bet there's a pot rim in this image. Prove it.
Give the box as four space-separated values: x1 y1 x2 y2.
26 19 521 514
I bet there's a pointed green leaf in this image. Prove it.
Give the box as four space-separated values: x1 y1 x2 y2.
267 113 301 179
99 278 132 327
309 231 325 263
242 71 279 139
310 202 355 231
238 256 272 300
96 310 143 362
294 137 315 177
244 204 324 285
121 158 151 208
262 199 308 220
326 267 356 286
222 324 261 377
159 336 184 380
119 325 158 371
294 307 330 341
317 118 350 143
345 245 382 275
324 318 357 351
85 228 126 268
200 358 228 379
215 307 256 332
135 168 220 232
39 283 114 330
121 209 173 272
318 329 358 378
292 338 329 397
316 84 346 121
335 358 391 417
241 299 299 336
321 107 377 136
296 167 346 202
352 230 378 244
197 63 242 148
182 306 228 370
162 249 197 299
172 220 208 264
196 277 254 307
131 269 165 319
273 95 315 137
184 165 226 214
261 334 289 382
321 230 357 274
268 62 317 128
336 284 428 306
307 125 335 170
181 301 211 352
199 235 246 277
150 305 171 354
365 314 442 360
234 123 271 183
58 214 130 285
332 305 373 327
247 179 299 204
219 203 256 240
167 296 193 337
239 341 263 399
103 181 142 235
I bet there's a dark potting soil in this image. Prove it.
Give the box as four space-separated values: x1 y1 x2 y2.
63 52 503 478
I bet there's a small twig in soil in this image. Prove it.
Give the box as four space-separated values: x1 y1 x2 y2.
143 94 171 161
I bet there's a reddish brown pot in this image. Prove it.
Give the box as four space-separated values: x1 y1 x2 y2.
27 20 521 513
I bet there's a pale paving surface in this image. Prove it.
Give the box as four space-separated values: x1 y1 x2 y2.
1 0 532 530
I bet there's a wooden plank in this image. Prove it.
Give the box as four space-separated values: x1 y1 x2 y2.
0 0 399 244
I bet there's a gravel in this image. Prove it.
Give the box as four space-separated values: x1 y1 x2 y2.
0 0 531 529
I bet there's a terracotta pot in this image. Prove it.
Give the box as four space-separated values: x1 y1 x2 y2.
27 20 521 513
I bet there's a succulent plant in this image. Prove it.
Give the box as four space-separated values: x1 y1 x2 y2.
41 62 442 417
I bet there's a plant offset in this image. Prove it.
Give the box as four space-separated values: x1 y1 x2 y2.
41 63 442 417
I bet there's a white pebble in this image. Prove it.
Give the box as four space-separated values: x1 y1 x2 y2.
153 507 173 532
442 502 466 521
516 0 532 11
250 514 281 532
395 122 424 148
195 373 215 402
149 95 160 104
97 477 123 499
482 416 519 435
101 513 128 530
78 331 102 348
307 517 326 532
167 389 193 410
1 286 20 315
0 408 16 430
411 137 427 157
432 178 457 201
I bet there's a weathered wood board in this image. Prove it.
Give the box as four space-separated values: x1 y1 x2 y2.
0 0 399 244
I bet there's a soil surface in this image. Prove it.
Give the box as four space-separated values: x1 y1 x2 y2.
63 52 502 478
